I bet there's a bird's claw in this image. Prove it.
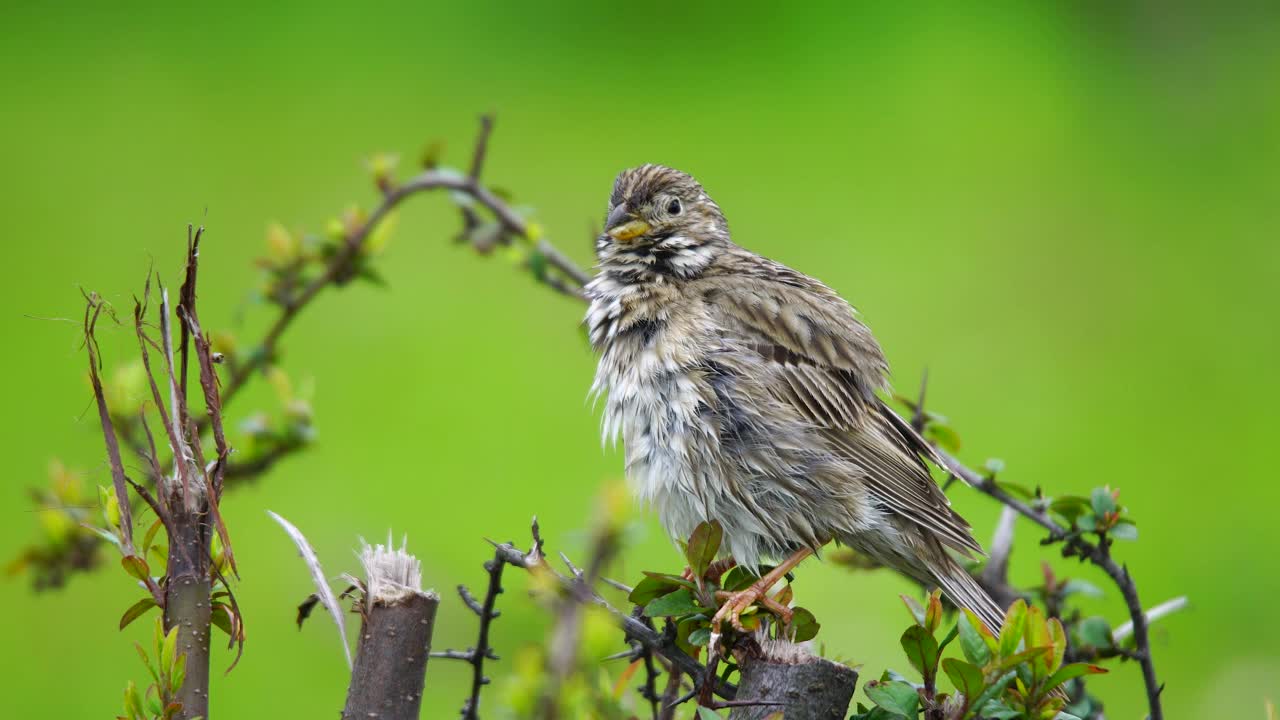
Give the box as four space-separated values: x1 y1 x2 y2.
711 584 791 634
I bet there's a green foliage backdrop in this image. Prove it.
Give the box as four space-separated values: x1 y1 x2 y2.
2 3 1277 717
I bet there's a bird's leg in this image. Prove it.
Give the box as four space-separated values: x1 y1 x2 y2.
681 557 738 582
710 547 813 634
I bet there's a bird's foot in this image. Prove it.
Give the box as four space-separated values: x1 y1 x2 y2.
711 581 792 634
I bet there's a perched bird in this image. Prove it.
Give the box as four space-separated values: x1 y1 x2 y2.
585 164 1004 634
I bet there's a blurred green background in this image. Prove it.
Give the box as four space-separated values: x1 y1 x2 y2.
3 2 1277 717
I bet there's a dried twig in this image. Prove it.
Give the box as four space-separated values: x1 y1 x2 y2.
268 511 352 669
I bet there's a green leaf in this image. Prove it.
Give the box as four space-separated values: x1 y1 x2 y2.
937 622 960 654
640 571 696 590
1059 579 1103 599
969 671 1017 719
121 555 151 582
925 423 961 452
628 575 682 606
170 652 187 695
924 590 943 633
941 657 984 702
124 680 144 720
900 625 940 681
674 615 703 656
211 602 236 637
161 625 179 673
527 248 548 281
644 588 701 617
978 699 1022 719
850 706 902 720
789 607 820 642
1048 495 1092 522
900 594 927 626
696 707 722 720
134 643 158 684
865 679 919 717
999 599 1027 659
1075 616 1113 650
1023 605 1052 678
1044 662 1107 693
995 646 1051 674
1108 522 1139 541
685 521 723 578
687 626 711 647
958 611 993 666
1048 617 1067 673
1090 487 1116 517
119 597 158 630
722 565 756 591
141 518 164 558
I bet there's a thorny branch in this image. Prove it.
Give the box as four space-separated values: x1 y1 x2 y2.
431 549 507 720
26 115 590 587
489 520 737 702
936 446 1165 720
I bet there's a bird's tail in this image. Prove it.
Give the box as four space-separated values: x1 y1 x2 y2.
933 556 1005 636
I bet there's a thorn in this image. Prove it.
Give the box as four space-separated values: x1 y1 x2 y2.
912 368 929 432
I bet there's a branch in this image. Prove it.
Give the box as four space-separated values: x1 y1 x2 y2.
488 521 736 700
342 539 439 720
936 447 1164 720
82 294 135 554
430 549 507 720
727 639 857 719
217 118 589 412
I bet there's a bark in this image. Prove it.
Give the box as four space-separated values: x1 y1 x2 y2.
728 640 858 720
342 541 440 720
163 509 211 720
342 590 439 720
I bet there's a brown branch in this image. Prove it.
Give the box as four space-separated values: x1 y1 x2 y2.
82 294 136 555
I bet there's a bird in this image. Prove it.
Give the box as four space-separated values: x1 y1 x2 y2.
584 164 1004 636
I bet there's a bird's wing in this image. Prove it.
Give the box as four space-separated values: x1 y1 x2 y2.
698 269 983 556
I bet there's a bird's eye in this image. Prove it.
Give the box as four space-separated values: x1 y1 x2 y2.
667 198 682 215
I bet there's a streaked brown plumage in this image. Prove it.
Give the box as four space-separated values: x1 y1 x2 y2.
585 164 1004 633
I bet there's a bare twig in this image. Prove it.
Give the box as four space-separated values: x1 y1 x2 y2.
268 511 352 669
1113 596 1188 644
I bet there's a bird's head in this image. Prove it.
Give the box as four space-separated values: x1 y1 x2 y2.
596 164 729 280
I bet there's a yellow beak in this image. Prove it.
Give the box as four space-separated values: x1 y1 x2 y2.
608 219 651 242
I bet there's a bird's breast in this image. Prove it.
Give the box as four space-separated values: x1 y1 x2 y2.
587 290 719 510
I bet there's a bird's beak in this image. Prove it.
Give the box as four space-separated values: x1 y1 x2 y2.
608 219 651 242
606 203 650 242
